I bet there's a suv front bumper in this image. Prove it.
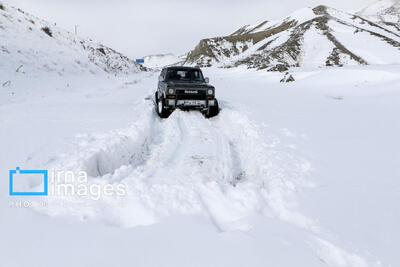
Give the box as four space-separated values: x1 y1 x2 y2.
166 99 216 109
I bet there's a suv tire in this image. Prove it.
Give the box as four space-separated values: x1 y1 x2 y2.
205 99 219 118
155 92 171 118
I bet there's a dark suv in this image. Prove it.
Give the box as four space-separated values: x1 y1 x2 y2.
155 66 219 118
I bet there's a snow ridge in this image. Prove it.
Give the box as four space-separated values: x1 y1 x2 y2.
357 0 400 34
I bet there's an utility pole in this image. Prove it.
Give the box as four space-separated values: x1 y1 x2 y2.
74 25 79 35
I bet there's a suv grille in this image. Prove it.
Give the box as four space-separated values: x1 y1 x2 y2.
176 89 206 100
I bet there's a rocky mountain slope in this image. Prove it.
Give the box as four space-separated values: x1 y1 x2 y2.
357 0 400 34
184 5 400 71
0 2 145 77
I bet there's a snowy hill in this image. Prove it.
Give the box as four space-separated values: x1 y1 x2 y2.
142 53 185 70
357 0 400 34
0 2 144 77
184 5 400 71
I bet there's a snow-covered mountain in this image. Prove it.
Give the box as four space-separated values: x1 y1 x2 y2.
142 53 185 70
0 2 145 76
357 0 400 33
184 5 400 71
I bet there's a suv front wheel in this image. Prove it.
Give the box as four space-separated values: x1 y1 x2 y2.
155 92 171 118
205 99 219 118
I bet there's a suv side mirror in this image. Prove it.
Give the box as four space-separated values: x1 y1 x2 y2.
158 76 164 82
205 77 209 83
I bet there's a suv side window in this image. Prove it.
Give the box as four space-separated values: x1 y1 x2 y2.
161 69 166 81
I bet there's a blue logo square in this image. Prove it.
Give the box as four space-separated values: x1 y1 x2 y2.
9 167 48 196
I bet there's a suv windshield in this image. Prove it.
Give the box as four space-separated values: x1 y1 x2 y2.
166 69 204 81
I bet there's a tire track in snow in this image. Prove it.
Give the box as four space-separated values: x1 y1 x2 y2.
32 97 375 267
47 97 307 231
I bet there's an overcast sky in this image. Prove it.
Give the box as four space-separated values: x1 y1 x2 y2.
7 0 376 58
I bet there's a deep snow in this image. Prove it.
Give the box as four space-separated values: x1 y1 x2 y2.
1 63 400 267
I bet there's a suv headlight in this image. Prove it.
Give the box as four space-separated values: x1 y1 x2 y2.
168 88 175 94
207 89 214 95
